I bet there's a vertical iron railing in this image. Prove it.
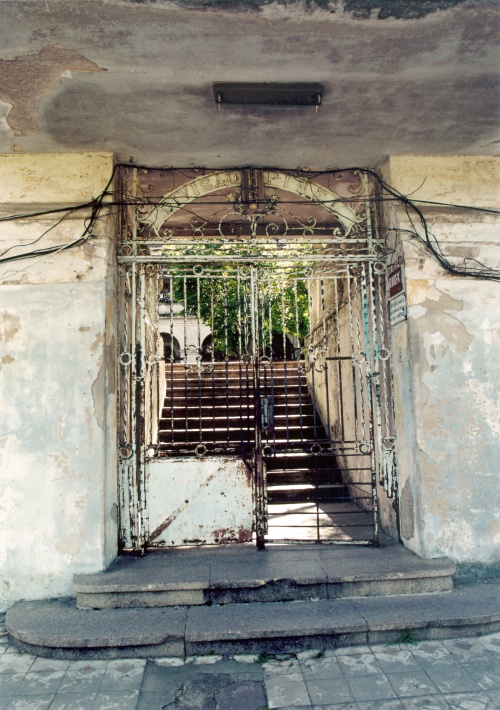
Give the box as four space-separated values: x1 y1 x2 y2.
117 167 398 550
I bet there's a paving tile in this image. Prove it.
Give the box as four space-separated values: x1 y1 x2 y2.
423 662 481 694
56 664 107 694
153 657 185 667
356 701 404 710
337 653 382 677
149 667 239 708
232 654 258 664
92 690 140 710
14 671 65 696
444 691 497 709
300 657 344 681
0 655 35 675
192 656 224 665
372 647 421 673
397 697 450 710
0 697 11 710
466 664 500 692
297 650 323 661
332 646 373 657
47 693 97 710
486 687 500 704
386 670 440 698
308 705 357 710
411 642 455 667
0 673 25 695
139 661 188 695
263 658 302 677
214 679 266 710
345 672 398 702
99 659 146 690
481 636 500 658
162 673 232 709
4 697 54 710
64 660 109 672
306 677 355 705
136 691 169 710
443 639 496 664
28 659 71 673
265 675 311 708
196 659 262 679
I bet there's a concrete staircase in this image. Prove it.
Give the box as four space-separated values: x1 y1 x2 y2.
160 361 328 452
6 366 499 658
6 544 499 660
161 361 356 542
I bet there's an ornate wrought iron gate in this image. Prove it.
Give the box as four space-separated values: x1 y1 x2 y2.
117 167 397 550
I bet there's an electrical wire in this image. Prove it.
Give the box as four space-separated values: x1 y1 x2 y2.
0 163 498 281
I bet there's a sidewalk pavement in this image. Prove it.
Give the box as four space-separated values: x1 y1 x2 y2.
1 613 499 709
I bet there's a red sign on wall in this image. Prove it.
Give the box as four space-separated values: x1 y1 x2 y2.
388 265 403 298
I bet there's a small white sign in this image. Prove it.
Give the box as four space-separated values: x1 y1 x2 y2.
389 292 406 327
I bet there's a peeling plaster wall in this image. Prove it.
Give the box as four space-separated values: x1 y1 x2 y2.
0 153 117 611
381 155 500 564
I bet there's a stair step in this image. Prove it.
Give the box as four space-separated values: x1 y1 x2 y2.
165 376 307 387
159 428 323 443
267 489 350 503
267 473 345 485
69 545 455 610
160 415 319 431
162 395 312 405
7 581 498 660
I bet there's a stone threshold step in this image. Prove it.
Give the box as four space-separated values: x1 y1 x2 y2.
72 545 456 609
6 581 500 660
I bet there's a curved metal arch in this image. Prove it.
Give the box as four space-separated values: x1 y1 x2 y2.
137 169 362 237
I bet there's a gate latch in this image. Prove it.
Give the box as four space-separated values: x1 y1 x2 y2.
261 396 274 431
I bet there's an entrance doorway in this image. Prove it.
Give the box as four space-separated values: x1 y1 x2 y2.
117 168 398 551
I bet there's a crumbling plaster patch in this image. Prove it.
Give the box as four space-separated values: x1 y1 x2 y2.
115 0 469 20
399 478 415 541
405 276 500 562
0 45 106 135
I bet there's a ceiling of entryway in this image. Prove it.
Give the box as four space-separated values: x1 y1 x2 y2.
0 0 498 169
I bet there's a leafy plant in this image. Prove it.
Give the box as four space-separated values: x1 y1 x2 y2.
255 651 271 664
387 629 419 646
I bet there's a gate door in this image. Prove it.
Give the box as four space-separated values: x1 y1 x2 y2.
117 167 398 550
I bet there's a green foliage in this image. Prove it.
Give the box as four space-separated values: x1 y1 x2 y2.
387 629 419 647
255 651 271 665
163 242 312 358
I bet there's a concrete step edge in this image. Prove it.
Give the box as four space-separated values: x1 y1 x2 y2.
73 561 457 594
6 582 500 659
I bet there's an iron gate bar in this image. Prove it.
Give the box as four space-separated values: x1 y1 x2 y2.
118 167 397 550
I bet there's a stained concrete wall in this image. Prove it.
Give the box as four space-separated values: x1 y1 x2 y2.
0 153 117 611
0 1 497 169
381 156 500 565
